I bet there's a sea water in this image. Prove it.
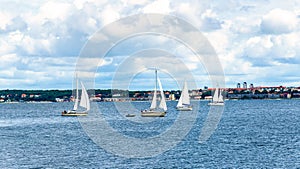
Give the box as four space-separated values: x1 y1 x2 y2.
0 100 299 168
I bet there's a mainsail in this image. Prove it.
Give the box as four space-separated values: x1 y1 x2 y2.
79 81 90 111
148 69 167 111
73 78 79 111
177 81 190 107
212 88 219 102
150 87 157 110
158 76 167 111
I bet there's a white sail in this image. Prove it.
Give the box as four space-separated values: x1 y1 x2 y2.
157 76 167 111
150 89 157 110
177 94 183 107
177 81 190 107
182 81 190 105
218 89 224 102
208 87 224 106
212 88 219 102
73 78 79 111
79 81 90 111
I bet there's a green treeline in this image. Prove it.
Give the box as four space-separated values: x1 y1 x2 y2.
0 87 299 102
0 90 72 102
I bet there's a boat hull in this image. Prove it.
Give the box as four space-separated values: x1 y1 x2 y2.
125 114 136 117
61 111 88 116
208 102 224 106
141 111 166 117
176 106 193 111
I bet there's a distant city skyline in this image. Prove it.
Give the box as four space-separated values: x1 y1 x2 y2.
0 1 299 90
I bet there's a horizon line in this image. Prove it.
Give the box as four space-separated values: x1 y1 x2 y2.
1 85 300 91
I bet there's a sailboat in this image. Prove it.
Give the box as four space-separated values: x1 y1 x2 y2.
176 80 193 111
208 87 224 106
62 79 90 116
141 69 167 117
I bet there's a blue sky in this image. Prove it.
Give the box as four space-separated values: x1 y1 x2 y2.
0 0 300 90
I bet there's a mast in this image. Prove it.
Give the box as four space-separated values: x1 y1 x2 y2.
154 68 158 109
150 69 158 110
155 68 157 96
73 75 79 111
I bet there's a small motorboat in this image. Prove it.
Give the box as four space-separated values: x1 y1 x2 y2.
125 114 136 117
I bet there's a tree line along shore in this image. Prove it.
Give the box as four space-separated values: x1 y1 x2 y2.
0 86 299 103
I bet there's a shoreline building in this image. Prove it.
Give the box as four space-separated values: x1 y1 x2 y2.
243 82 247 89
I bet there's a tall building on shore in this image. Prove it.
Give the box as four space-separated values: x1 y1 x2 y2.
237 83 241 88
243 82 247 89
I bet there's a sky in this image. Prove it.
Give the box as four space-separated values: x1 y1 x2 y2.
0 0 300 90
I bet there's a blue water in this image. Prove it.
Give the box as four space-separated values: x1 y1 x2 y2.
0 100 299 168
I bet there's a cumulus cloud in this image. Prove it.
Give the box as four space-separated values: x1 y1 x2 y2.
143 0 171 14
260 8 298 34
200 9 223 31
0 55 76 89
0 39 15 55
245 36 273 58
0 11 14 31
241 32 300 66
0 0 300 89
0 54 20 68
101 5 121 25
203 3 300 87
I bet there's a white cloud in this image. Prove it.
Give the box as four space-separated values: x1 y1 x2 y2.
0 55 77 89
143 0 171 14
204 30 230 55
230 16 261 35
269 34 298 60
171 2 204 29
0 11 14 30
240 32 300 66
260 8 298 34
101 5 121 25
21 35 53 55
0 54 20 68
0 0 300 89
0 68 16 78
39 1 73 20
0 39 15 55
200 9 223 31
122 0 148 6
245 35 273 59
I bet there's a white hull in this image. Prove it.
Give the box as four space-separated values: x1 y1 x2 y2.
61 111 87 116
208 102 224 106
176 106 193 111
141 110 166 117
126 114 136 117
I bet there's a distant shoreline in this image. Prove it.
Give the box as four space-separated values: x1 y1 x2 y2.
1 98 300 104
0 86 299 103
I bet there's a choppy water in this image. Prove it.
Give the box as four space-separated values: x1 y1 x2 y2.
0 100 299 168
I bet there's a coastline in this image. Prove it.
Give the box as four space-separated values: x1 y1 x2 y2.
0 86 299 103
